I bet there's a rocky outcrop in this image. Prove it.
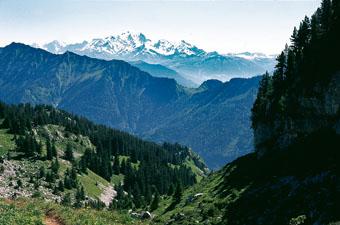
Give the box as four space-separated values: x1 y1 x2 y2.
254 72 340 157
99 185 116 207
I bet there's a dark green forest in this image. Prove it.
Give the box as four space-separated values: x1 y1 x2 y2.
252 0 339 133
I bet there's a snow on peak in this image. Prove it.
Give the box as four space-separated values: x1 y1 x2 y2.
39 32 205 57
34 40 67 54
227 52 274 60
36 32 274 61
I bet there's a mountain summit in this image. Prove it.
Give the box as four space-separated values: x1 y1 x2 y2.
34 32 276 85
36 32 205 60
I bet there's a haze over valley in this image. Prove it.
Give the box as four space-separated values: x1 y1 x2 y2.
33 32 277 86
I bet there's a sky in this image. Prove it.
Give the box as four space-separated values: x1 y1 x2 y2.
0 0 321 54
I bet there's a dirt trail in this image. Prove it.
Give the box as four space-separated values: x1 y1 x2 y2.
44 216 62 225
44 210 64 225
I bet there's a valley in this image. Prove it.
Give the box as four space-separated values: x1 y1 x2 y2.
0 0 339 224
0 44 260 168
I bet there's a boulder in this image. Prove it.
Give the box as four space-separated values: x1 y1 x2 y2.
141 211 152 219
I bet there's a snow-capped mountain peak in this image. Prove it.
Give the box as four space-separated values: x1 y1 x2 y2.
226 52 275 60
33 40 67 54
29 32 276 87
38 32 206 58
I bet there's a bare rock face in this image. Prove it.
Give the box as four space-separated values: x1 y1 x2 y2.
129 210 153 220
99 185 116 207
0 160 61 202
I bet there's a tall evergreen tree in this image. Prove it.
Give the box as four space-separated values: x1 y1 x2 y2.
113 156 120 175
150 189 160 211
51 141 57 158
173 183 183 204
51 157 60 175
61 193 71 206
46 138 53 160
64 143 74 162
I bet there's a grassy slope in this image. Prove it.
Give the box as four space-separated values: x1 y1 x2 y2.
0 124 111 201
153 169 227 224
0 122 211 224
155 129 339 225
39 125 112 200
111 174 124 186
183 157 206 182
0 128 15 156
0 198 148 225
78 169 110 198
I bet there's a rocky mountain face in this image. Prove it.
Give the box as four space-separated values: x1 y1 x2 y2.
35 32 276 86
253 72 340 157
0 43 260 169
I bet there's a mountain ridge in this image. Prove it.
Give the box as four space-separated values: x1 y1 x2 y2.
32 32 276 85
0 43 260 168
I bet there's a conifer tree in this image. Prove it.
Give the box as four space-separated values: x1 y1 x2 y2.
39 166 45 178
320 0 332 31
46 138 52 160
62 193 71 206
167 184 175 196
145 185 152 205
51 141 57 158
51 157 60 175
58 180 64 192
113 156 120 175
173 183 182 204
133 186 142 209
150 189 160 211
64 143 74 162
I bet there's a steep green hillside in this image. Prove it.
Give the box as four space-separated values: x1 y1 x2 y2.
0 102 208 218
0 123 114 205
0 43 260 168
154 0 340 224
152 167 226 224
156 130 338 225
0 128 15 156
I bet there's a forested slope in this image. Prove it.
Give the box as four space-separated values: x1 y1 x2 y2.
155 1 340 224
0 102 207 213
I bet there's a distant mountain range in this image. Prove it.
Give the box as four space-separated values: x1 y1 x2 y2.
0 43 260 168
129 60 196 87
33 32 276 86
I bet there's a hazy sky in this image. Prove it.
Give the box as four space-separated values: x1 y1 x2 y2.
0 0 321 54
